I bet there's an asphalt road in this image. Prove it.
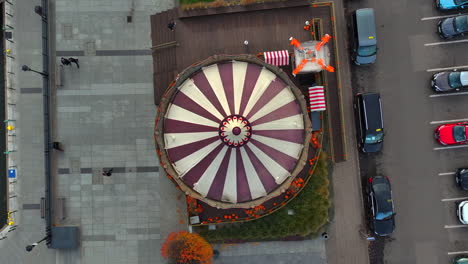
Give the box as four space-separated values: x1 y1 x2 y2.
344 0 468 263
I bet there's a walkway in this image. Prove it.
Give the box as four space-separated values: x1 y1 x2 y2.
52 0 186 263
0 0 56 262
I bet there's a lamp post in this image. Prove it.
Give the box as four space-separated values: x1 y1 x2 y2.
21 65 48 77
25 236 49 252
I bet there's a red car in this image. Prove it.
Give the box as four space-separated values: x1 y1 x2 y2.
435 122 468 145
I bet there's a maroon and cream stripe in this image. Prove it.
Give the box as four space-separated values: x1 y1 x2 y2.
163 61 306 203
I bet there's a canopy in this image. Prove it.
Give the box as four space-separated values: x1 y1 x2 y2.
264 50 289 66
308 86 326 112
162 60 307 205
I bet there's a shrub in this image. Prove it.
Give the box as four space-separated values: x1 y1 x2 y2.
161 231 213 264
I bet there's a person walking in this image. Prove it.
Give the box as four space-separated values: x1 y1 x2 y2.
60 57 71 66
102 168 113 177
68 57 79 68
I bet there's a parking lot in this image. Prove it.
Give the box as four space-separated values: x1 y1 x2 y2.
344 0 468 262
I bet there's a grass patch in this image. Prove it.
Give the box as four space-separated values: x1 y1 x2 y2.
180 0 289 10
198 151 331 242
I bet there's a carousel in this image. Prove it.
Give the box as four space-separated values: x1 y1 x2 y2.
155 55 312 210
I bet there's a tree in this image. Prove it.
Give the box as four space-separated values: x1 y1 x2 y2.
161 231 213 264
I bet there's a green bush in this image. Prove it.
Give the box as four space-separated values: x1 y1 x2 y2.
199 152 331 242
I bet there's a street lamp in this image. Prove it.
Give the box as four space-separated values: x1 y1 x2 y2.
21 65 48 77
25 236 49 252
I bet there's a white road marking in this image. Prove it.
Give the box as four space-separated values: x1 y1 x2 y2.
448 251 468 255
444 225 468 229
439 172 455 176
434 145 468 151
425 39 468 47
421 14 463 21
427 65 468 72
430 118 468 124
430 91 468 97
441 197 468 202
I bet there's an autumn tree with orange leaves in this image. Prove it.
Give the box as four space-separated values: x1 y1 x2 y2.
161 231 213 264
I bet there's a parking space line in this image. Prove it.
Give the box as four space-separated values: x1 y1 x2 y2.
421 14 462 21
441 197 468 202
430 118 468 125
427 65 468 72
439 172 455 176
430 91 468 98
445 225 468 229
448 251 468 255
434 145 468 151
425 39 468 47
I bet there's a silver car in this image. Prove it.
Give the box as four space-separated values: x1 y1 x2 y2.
438 15 468 39
431 71 468 92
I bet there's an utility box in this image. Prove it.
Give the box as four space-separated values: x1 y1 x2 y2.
49 226 80 249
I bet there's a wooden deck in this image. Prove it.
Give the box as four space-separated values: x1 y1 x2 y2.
150 8 178 103
151 1 346 162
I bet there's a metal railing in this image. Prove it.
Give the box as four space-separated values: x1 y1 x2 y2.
40 0 52 244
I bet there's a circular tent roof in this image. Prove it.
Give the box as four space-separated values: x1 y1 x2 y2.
155 55 311 209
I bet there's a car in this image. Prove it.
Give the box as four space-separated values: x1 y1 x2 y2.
350 8 378 65
456 168 468 190
436 0 468 10
431 70 468 92
368 176 395 236
434 122 468 145
454 256 468 264
457 200 468 224
438 14 468 39
355 93 384 153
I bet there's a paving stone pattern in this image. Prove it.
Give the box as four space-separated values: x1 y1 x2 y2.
53 0 182 264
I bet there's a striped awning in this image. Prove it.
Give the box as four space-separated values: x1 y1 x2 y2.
264 50 289 66
308 86 326 112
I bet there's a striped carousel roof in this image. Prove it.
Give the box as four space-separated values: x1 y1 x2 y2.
157 56 310 208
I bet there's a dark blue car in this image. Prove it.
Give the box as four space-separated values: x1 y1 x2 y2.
368 176 395 236
438 15 468 39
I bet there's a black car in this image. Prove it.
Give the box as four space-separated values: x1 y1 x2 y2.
355 93 384 153
438 14 468 39
368 176 395 236
456 168 468 190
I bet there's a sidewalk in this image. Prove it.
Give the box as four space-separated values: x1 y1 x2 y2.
323 0 370 263
51 0 187 264
0 0 57 263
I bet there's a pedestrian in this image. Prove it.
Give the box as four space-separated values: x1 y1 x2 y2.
167 21 176 31
102 168 113 177
52 141 64 151
68 57 79 68
60 57 71 66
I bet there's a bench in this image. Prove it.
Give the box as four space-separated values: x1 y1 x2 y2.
56 197 66 220
55 65 63 87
